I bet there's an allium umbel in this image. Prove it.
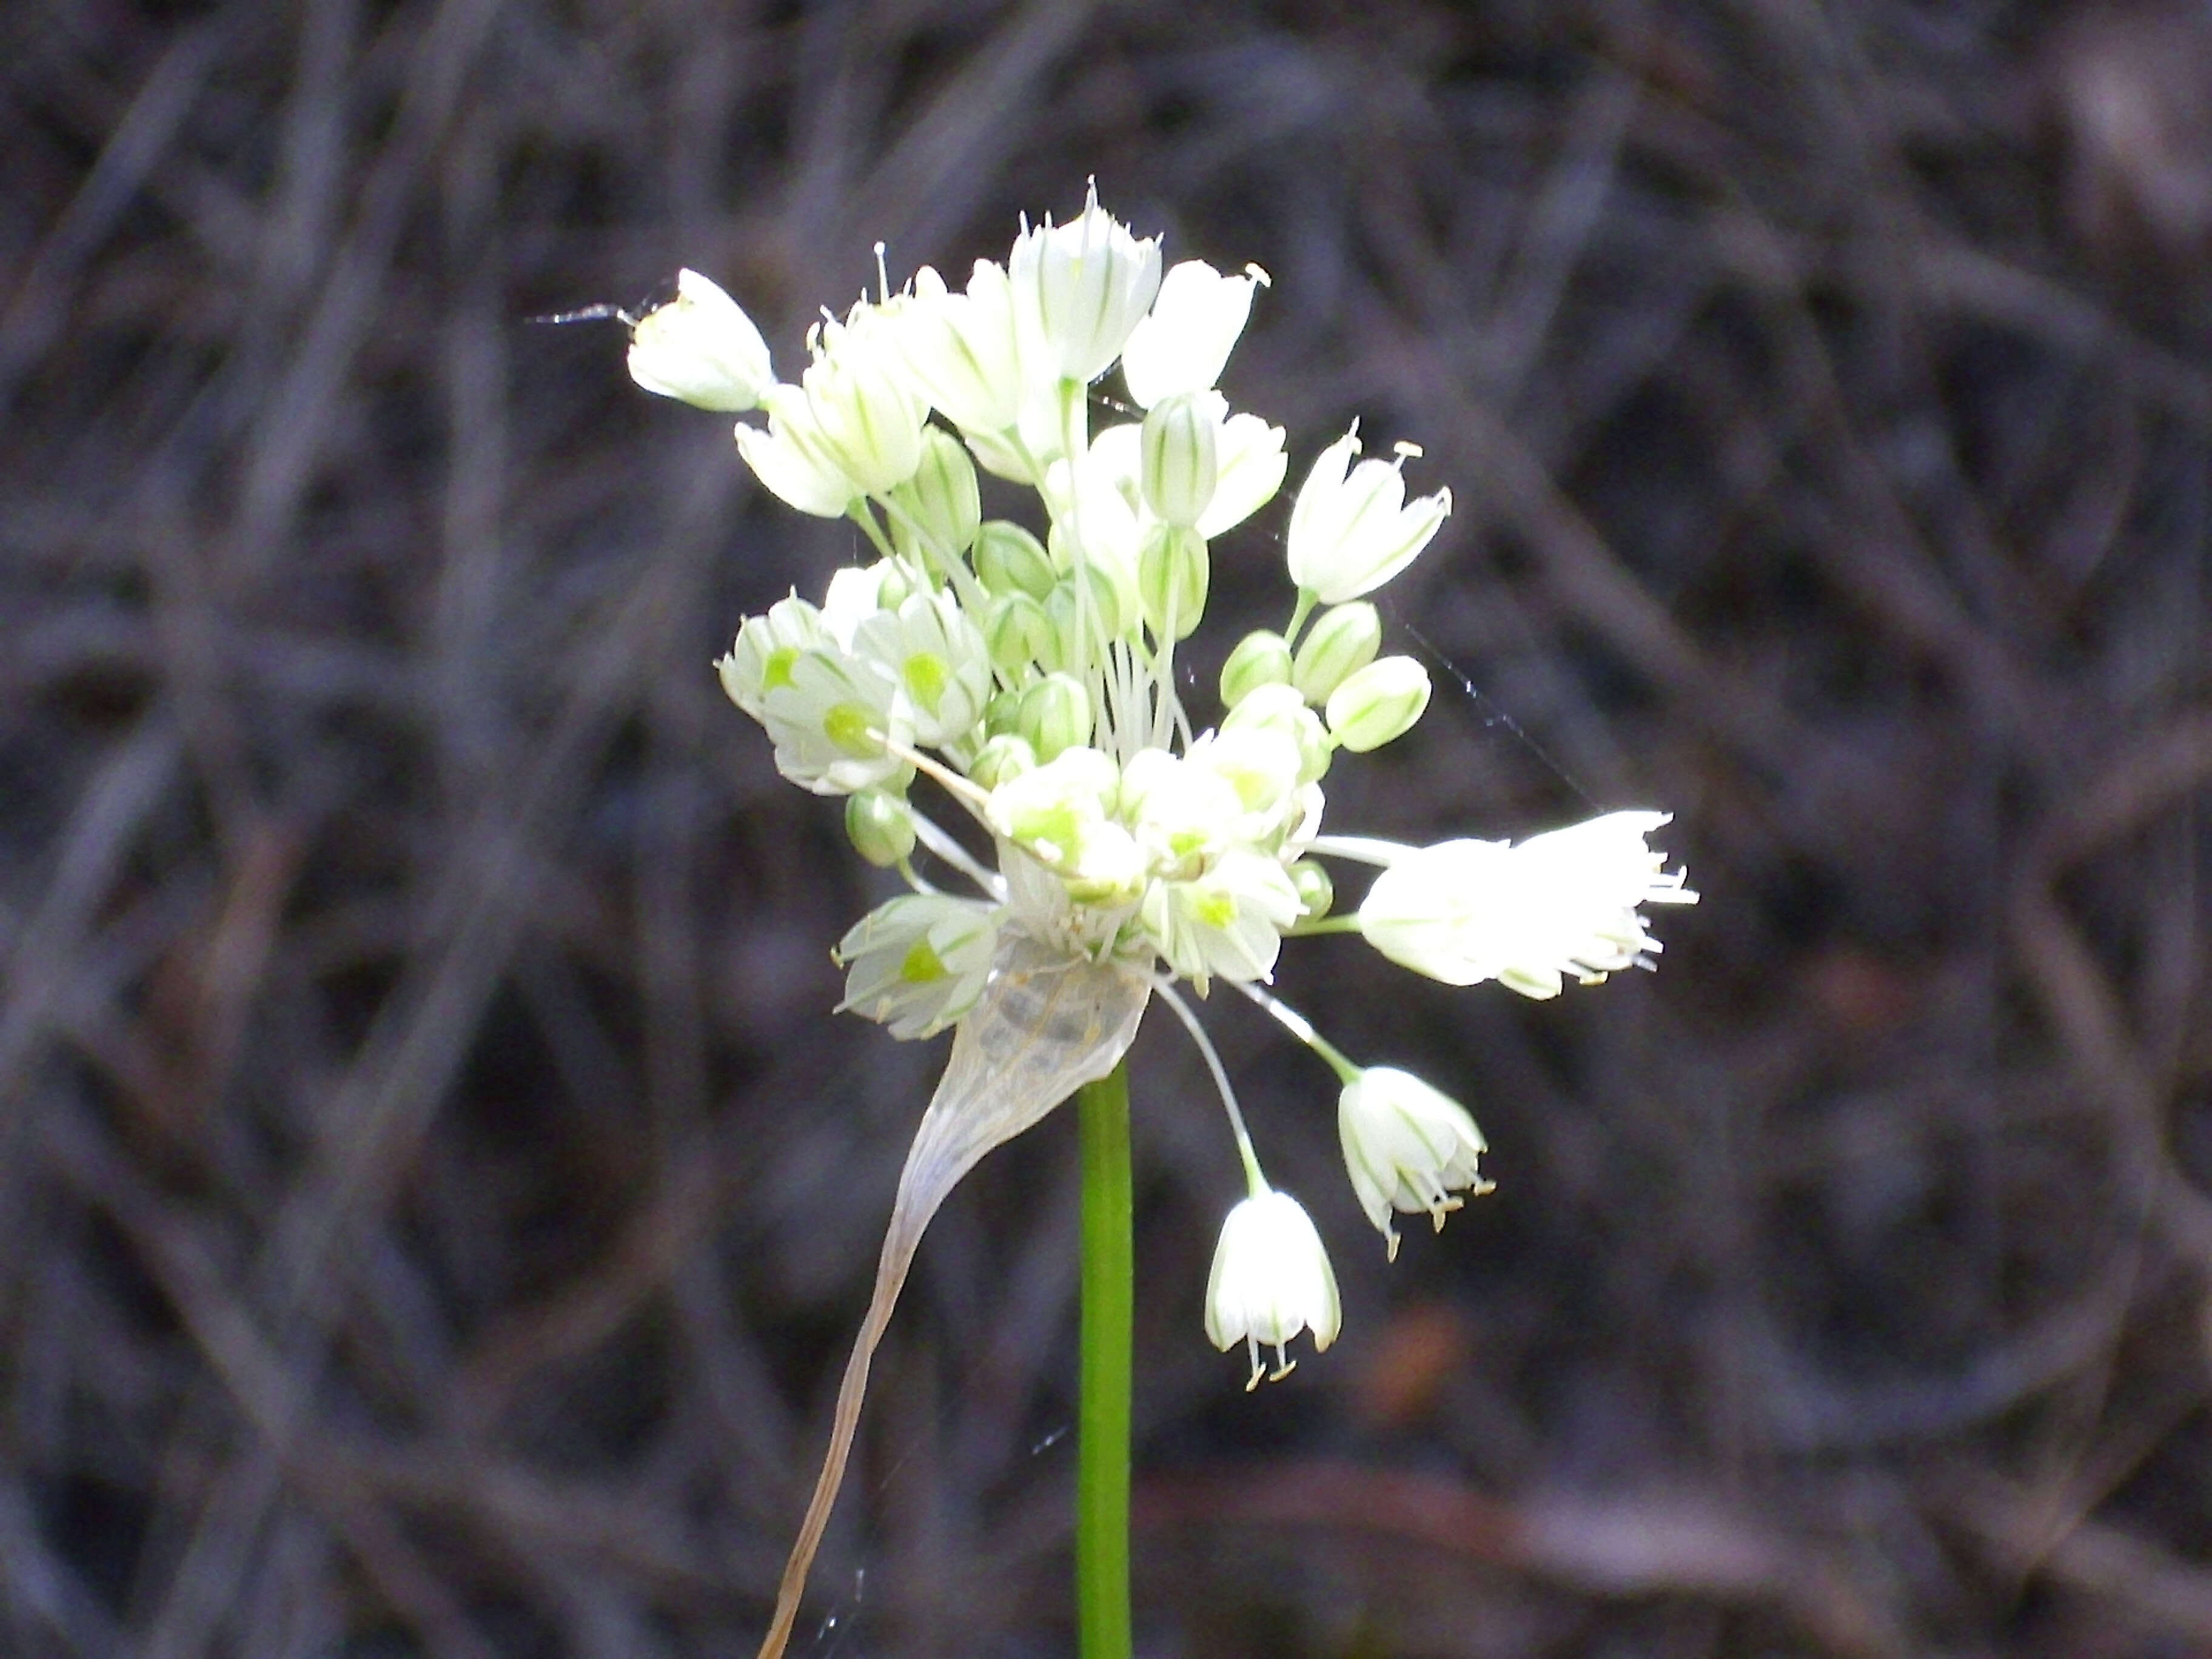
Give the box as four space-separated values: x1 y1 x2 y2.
622 186 1695 1659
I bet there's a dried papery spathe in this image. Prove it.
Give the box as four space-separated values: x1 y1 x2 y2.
754 936 1150 1659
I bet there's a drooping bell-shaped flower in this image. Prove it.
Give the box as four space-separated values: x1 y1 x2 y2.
1204 1188 1341 1389
1336 1066 1492 1259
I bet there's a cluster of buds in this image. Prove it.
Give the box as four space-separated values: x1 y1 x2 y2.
628 184 1695 1389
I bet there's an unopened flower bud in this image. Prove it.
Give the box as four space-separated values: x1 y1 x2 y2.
845 789 917 868
1289 859 1334 921
1138 525 1209 642
1141 393 1219 527
1291 602 1382 705
973 519 1057 600
1021 671 1093 762
968 732 1036 791
888 427 982 562
1324 655 1430 752
983 591 1053 677
1219 630 1293 709
1044 566 1126 671
626 269 773 412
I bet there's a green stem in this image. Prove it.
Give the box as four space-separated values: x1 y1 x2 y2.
1076 1060 1133 1659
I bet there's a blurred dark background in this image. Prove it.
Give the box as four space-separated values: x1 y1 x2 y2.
6 0 2212 1653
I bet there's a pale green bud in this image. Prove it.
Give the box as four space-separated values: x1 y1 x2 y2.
1291 602 1381 704
984 689 1024 739
1325 655 1432 752
983 591 1053 677
845 789 917 868
1044 566 1125 671
1141 393 1219 528
1289 859 1335 921
1222 682 1332 785
887 426 981 563
973 519 1056 600
968 732 1036 791
1138 525 1209 642
874 560 914 612
1021 672 1093 762
1219 629 1293 708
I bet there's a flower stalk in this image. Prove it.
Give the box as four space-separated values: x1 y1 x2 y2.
1076 1061 1134 1659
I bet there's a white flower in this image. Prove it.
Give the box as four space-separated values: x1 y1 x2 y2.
1285 428 1452 603
1140 850 1302 985
757 646 909 796
820 561 904 649
1357 811 1698 997
717 595 828 719
897 260 1025 435
984 745 1121 871
1204 1189 1341 1389
1008 183 1163 385
627 269 774 412
1336 1067 1492 1259
834 894 999 1039
735 387 862 518
792 312 928 495
1195 413 1288 538
853 590 992 748
1119 260 1264 408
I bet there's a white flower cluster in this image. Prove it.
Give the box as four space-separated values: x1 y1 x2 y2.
628 185 1695 1391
